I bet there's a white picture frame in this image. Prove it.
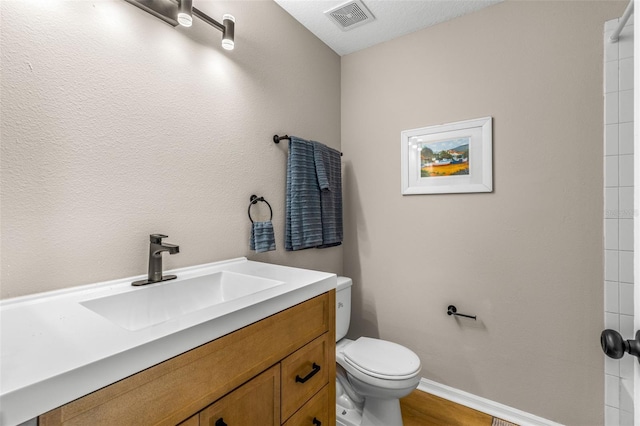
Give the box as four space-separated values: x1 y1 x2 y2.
401 117 493 195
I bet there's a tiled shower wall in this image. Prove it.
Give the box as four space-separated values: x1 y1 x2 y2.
604 15 635 426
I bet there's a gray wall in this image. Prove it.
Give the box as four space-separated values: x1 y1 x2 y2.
0 0 342 298
341 1 625 424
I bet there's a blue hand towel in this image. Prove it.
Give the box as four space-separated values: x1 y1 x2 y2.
313 141 343 248
250 221 276 253
285 137 323 251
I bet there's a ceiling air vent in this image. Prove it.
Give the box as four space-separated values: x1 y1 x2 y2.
325 0 375 32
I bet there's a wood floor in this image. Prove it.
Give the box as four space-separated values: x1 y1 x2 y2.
400 390 518 426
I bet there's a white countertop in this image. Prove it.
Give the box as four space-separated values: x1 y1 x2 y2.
0 258 336 426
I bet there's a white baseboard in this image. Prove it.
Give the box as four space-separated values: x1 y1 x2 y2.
417 378 564 426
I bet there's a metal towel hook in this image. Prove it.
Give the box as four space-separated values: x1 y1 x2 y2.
447 305 477 320
248 195 273 223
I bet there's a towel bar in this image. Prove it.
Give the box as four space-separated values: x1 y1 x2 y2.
248 195 273 223
273 134 343 156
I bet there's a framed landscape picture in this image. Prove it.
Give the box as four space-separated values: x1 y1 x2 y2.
401 117 493 195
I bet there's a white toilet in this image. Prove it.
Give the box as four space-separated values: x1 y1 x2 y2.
335 277 422 426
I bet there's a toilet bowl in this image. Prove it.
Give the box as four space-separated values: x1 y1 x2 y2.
336 277 421 426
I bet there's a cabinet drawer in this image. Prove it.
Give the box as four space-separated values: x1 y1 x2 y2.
199 365 280 426
282 385 329 426
281 334 330 421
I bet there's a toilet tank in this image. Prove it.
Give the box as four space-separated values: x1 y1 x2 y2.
336 276 352 342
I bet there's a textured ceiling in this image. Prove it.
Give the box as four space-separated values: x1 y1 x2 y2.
274 0 503 56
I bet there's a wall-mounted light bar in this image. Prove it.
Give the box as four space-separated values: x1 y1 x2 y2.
124 0 235 50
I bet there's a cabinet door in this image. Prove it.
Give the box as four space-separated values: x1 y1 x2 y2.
199 365 280 426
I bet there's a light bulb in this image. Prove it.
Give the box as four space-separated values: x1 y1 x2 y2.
221 39 234 50
177 0 193 27
177 13 192 27
222 14 235 50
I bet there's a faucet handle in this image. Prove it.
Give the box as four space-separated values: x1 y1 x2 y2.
150 234 169 244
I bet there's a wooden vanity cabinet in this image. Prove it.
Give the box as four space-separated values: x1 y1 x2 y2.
40 290 336 426
177 415 199 426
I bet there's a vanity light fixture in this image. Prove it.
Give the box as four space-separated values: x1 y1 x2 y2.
124 0 235 51
192 9 235 51
176 0 192 27
221 14 235 51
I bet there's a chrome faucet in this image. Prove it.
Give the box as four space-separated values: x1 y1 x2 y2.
132 234 180 286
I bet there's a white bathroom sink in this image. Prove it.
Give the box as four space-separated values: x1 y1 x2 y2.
81 271 285 331
1 257 336 425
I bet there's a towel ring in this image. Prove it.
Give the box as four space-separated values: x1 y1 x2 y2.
248 195 273 223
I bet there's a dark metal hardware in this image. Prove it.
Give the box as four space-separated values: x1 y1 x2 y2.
149 234 167 244
312 417 321 426
215 418 227 426
273 134 291 144
295 363 321 383
248 195 273 223
601 329 640 364
447 305 476 320
273 134 343 156
132 234 180 286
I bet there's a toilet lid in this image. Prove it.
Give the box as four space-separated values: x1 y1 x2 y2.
343 337 421 380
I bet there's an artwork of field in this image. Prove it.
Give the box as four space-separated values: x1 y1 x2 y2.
420 137 470 178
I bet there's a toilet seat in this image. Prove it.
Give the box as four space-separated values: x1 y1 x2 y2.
343 337 421 380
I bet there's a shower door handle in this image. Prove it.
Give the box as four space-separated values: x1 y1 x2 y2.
601 329 640 363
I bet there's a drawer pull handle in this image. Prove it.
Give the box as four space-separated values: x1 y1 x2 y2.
215 418 227 426
295 362 321 383
312 417 321 426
